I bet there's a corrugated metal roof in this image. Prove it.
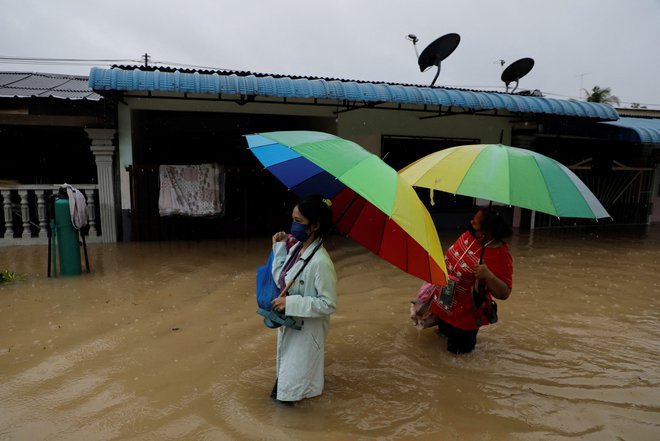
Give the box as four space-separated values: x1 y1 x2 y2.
600 117 660 145
89 67 619 120
0 72 102 100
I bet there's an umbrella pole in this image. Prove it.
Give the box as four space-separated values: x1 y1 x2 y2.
330 192 361 236
473 200 494 320
479 200 493 264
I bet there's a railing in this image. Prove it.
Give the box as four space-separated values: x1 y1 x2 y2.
0 184 101 246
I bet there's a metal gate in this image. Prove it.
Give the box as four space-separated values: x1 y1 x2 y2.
533 158 654 227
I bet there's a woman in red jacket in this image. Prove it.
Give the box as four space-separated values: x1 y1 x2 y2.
422 206 513 354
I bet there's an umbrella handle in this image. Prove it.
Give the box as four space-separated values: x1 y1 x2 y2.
479 201 494 264
278 279 295 298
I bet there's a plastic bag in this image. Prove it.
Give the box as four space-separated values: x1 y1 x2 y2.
256 251 280 311
410 282 440 329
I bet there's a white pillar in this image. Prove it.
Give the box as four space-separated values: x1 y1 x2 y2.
86 128 118 243
37 190 47 238
86 191 98 236
19 190 30 238
1 190 13 238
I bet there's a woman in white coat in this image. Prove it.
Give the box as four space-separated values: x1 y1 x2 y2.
270 195 337 403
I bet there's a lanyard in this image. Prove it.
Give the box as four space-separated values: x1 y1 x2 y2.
453 239 493 275
277 240 323 297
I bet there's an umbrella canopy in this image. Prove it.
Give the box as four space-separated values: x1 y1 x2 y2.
245 131 447 285
399 143 610 219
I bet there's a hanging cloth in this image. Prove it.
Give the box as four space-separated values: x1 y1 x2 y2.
62 183 88 230
158 163 225 217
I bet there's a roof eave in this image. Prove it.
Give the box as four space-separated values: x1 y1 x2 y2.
88 66 620 121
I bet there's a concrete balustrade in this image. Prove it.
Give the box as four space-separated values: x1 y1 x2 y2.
0 184 101 246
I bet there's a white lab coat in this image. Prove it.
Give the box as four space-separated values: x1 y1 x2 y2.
271 238 337 401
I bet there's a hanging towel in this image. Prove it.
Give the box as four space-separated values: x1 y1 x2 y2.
62 184 88 230
158 163 225 217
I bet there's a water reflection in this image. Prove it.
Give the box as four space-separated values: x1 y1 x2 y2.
1 225 659 440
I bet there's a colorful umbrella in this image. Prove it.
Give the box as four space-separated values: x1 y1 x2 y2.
399 143 610 219
245 131 447 285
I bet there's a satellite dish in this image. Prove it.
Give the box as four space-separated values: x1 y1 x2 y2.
411 33 461 86
501 57 535 93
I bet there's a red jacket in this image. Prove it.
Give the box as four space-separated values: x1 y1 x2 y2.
431 231 513 330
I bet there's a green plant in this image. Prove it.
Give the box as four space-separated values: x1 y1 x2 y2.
0 269 20 284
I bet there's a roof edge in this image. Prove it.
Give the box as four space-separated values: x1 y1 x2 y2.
88 66 620 121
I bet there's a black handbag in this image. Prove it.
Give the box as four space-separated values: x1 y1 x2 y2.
472 286 498 325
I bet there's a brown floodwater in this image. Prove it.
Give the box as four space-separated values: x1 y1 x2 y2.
1 225 660 441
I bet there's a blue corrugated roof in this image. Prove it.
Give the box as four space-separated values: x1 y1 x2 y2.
600 117 660 145
88 67 619 120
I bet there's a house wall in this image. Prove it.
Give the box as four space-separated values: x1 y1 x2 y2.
119 97 346 240
113 94 658 241
337 109 511 155
116 97 516 239
120 96 512 156
118 103 133 212
651 163 660 223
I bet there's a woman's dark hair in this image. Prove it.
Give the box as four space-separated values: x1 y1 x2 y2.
479 206 513 241
297 194 334 238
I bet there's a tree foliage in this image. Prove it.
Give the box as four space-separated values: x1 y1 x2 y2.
584 86 620 106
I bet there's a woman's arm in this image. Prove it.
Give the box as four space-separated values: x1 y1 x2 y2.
474 263 512 300
272 242 290 287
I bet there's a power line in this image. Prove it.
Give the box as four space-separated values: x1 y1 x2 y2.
0 56 142 64
0 55 238 72
156 60 237 71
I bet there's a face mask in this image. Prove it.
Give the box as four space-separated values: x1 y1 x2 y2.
291 221 310 242
468 224 482 239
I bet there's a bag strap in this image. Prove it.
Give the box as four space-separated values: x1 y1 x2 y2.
277 238 324 298
257 308 303 330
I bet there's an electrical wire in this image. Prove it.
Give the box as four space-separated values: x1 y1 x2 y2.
0 56 141 64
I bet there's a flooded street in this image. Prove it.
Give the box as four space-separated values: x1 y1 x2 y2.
1 225 660 440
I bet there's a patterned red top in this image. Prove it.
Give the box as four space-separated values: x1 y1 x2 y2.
431 230 513 330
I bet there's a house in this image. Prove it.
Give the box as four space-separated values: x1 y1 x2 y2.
0 72 116 245
2 66 659 246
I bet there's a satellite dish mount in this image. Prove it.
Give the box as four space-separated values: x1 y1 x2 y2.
408 33 461 87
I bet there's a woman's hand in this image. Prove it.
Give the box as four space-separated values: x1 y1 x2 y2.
272 231 287 244
271 296 286 312
473 263 511 300
473 263 492 281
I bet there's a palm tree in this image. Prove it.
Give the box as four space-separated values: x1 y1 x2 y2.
583 86 620 106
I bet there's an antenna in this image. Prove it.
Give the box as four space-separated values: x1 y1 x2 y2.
501 57 534 93
414 33 461 87
406 34 420 59
576 72 591 98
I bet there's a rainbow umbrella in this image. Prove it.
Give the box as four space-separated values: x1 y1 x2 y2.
245 131 447 285
399 143 610 219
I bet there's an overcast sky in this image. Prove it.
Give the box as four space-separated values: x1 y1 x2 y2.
2 0 659 109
